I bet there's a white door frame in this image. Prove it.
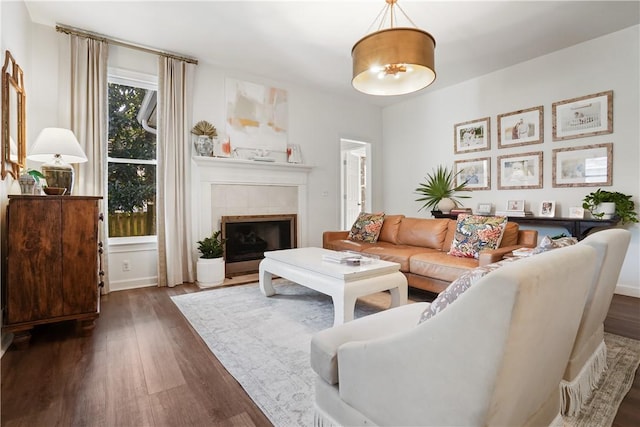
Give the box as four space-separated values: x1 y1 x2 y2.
340 139 372 229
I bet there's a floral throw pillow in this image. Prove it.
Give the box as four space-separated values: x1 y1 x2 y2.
418 257 519 323
448 214 508 259
348 212 385 243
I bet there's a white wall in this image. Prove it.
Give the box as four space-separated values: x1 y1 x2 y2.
25 25 383 290
191 64 383 246
1 0 33 354
382 26 640 296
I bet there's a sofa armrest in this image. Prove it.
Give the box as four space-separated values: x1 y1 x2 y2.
478 229 538 266
478 245 524 265
323 230 349 248
311 303 429 385
517 229 538 248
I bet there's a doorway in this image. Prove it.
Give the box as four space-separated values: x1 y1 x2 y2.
340 139 372 229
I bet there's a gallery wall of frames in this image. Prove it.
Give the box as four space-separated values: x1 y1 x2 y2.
451 90 613 217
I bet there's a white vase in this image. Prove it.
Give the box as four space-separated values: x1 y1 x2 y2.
196 257 225 288
595 202 616 219
437 197 456 214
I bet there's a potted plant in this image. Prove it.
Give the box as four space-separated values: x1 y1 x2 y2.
415 165 470 214
18 169 46 194
191 120 218 157
196 230 227 288
582 189 638 224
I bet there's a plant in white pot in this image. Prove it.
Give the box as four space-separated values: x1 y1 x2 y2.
415 165 470 214
196 230 227 288
582 189 638 224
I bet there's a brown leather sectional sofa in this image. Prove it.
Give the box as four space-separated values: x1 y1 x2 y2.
323 215 538 294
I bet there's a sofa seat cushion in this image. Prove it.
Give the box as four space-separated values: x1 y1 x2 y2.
324 239 378 253
362 244 437 272
409 251 479 283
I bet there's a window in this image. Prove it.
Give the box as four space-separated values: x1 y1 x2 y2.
107 72 157 238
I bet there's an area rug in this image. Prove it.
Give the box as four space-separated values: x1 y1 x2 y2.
171 281 640 427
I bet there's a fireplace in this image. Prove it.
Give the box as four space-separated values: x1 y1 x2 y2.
221 214 297 276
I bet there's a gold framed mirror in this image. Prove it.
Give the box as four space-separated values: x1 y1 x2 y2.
2 50 26 180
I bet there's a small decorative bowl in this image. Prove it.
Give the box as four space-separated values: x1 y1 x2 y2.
44 187 67 196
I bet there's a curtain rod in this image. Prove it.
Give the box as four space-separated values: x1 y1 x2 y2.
56 24 199 65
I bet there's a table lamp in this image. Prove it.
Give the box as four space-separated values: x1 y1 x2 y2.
28 128 87 195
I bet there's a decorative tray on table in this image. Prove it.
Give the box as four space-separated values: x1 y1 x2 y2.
322 251 379 266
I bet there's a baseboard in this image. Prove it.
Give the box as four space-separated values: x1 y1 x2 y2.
615 284 640 298
109 276 158 292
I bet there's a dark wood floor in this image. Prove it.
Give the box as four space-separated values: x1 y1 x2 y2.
1 285 639 426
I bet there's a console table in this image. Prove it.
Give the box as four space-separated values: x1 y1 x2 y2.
433 213 619 241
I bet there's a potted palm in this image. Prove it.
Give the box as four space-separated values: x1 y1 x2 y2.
196 230 227 288
415 165 470 214
582 189 638 224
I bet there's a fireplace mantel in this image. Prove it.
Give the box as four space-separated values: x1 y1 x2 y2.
193 156 312 181
191 156 313 250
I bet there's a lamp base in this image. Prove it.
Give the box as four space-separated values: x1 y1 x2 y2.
42 161 75 195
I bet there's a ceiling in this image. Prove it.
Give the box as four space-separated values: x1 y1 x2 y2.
24 1 640 107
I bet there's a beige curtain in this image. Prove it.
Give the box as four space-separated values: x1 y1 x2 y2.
69 35 110 293
157 56 195 287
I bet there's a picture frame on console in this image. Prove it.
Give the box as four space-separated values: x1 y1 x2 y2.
454 157 490 191
569 207 585 219
551 143 612 188
476 203 492 215
497 151 543 190
506 199 525 212
454 117 490 154
497 105 543 148
539 201 556 217
552 90 613 141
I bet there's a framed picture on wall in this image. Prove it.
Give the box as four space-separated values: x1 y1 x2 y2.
454 157 490 190
552 90 613 141
552 143 613 188
497 106 543 148
454 117 491 154
497 151 543 190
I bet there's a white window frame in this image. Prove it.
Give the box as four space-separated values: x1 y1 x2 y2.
107 68 158 245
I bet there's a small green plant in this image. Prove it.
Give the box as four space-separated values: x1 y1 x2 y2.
26 169 45 183
582 189 638 224
415 165 470 211
197 230 226 259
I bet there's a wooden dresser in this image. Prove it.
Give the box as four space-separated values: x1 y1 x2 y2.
3 195 103 348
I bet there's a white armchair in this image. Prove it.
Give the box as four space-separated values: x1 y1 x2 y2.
310 244 602 426
561 229 631 415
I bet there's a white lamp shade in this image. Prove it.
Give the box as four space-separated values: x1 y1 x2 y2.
28 128 88 164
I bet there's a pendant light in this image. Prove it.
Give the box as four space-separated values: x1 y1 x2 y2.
352 0 436 96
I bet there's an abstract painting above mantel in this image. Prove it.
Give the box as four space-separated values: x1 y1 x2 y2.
225 78 288 154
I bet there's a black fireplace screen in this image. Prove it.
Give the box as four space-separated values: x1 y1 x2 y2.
222 215 296 264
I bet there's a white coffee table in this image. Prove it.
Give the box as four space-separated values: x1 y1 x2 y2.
259 247 408 326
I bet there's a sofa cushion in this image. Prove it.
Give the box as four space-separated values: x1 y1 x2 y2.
448 214 508 259
378 215 405 244
499 222 519 247
362 244 437 272
324 239 378 253
396 218 450 249
418 257 519 323
348 212 385 243
409 251 478 283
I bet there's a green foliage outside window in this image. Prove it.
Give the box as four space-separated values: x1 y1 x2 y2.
108 83 157 237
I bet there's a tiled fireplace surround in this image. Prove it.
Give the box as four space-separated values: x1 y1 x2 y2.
192 157 313 253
